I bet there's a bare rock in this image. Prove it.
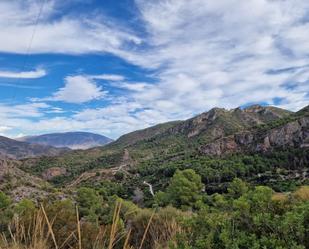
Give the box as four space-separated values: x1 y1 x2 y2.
42 167 67 180
200 117 309 155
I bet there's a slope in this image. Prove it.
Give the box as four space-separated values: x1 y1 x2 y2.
0 135 68 160
19 131 113 150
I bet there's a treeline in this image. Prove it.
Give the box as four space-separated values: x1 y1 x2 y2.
137 148 309 194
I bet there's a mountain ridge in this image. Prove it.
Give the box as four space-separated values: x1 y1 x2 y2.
19 131 113 150
0 135 68 160
19 104 306 186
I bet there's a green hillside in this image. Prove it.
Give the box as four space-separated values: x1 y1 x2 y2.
18 104 308 194
1 104 309 249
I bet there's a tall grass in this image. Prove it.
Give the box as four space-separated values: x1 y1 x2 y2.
0 201 183 249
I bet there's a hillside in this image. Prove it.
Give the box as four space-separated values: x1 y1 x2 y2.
113 121 182 147
2 104 308 249
201 106 309 155
19 104 307 192
19 131 113 150
114 105 292 150
0 136 68 160
109 105 293 161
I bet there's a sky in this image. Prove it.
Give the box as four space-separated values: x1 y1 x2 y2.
0 0 308 139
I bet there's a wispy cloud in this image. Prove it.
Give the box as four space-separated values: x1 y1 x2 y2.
0 102 50 119
0 0 141 55
0 0 308 138
0 68 46 78
91 74 125 81
116 0 309 112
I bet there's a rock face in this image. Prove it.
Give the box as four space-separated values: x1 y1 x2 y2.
42 167 67 180
200 117 309 155
0 159 50 201
167 105 292 141
113 105 291 148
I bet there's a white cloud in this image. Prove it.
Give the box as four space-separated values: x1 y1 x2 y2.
0 0 141 55
0 126 11 133
116 0 309 113
114 82 152 92
0 102 50 118
48 75 107 104
91 74 125 81
0 0 309 138
0 68 46 78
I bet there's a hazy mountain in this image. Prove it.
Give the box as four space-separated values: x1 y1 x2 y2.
0 136 67 160
20 131 113 150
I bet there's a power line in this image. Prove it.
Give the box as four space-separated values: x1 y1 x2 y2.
12 0 46 100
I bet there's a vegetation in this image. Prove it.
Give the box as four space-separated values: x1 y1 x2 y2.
155 169 203 210
137 148 309 196
1 105 308 248
1 174 308 249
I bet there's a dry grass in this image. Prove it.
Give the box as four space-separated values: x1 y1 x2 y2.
293 186 309 201
272 192 288 202
0 201 183 249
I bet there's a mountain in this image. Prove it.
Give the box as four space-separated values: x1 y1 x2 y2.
116 105 292 149
200 107 309 155
20 131 113 150
0 135 67 160
20 104 305 187
105 105 293 162
113 121 182 147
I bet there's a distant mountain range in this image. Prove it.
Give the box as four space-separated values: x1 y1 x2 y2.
18 132 113 150
0 135 68 160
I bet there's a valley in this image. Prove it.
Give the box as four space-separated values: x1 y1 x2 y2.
1 104 308 249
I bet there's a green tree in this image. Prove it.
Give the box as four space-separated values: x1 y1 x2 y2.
228 178 249 198
162 169 203 209
14 199 36 217
77 187 103 222
0 192 12 232
0 191 11 210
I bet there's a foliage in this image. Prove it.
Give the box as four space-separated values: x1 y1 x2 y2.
155 169 203 210
176 184 309 249
76 187 103 223
0 191 11 210
1 182 309 249
138 148 309 195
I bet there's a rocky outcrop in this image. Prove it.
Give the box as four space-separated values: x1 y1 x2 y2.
114 105 291 150
42 167 67 180
200 117 309 156
167 105 291 141
0 159 50 200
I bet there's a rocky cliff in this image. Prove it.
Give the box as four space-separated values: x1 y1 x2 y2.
200 116 309 155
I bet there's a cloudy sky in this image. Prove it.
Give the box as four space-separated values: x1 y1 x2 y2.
0 0 308 138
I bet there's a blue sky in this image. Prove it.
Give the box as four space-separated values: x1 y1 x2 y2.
0 0 308 139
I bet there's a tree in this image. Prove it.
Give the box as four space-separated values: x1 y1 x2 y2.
161 169 203 209
0 192 12 232
0 192 11 210
14 199 36 222
77 187 103 222
228 178 249 198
